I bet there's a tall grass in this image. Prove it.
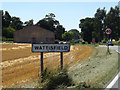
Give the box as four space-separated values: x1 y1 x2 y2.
37 65 92 89
44 69 73 90
37 67 74 89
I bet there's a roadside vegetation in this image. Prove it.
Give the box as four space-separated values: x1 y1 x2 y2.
2 37 13 43
35 45 119 89
68 46 119 88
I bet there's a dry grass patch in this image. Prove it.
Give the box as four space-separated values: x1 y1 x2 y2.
1 43 92 88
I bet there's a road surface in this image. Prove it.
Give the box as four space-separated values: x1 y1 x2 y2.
99 45 120 89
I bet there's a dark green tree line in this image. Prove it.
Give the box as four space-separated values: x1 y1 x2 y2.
79 18 94 43
79 6 120 43
2 11 65 40
94 8 106 42
2 10 34 38
104 6 120 41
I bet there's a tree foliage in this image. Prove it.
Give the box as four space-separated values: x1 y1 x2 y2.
79 18 94 43
2 26 15 38
24 19 33 27
10 17 23 30
2 11 11 27
36 13 65 40
55 25 65 40
2 10 24 38
62 32 74 41
69 29 80 40
94 8 106 42
36 13 59 32
79 6 120 43
104 6 120 41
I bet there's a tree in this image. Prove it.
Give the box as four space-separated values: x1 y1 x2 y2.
68 29 80 39
2 26 15 38
2 11 11 27
55 25 65 40
24 19 34 27
104 6 120 41
79 18 94 43
10 16 23 30
36 13 59 32
94 8 106 42
36 13 65 40
62 32 74 41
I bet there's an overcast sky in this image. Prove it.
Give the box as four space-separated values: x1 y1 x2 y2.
1 1 119 32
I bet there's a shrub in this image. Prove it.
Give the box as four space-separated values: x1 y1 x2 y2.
75 82 90 88
43 68 73 90
2 26 15 38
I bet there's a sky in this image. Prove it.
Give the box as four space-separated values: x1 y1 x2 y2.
1 1 119 32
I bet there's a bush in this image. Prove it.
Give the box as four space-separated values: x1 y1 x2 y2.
75 82 90 88
69 39 81 45
2 37 13 41
82 41 85 44
62 32 74 41
2 26 15 38
43 69 73 90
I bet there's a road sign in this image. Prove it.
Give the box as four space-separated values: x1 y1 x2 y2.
105 28 112 35
32 43 70 52
32 43 70 82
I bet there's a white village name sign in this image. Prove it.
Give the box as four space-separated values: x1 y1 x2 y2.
32 43 70 82
32 44 70 52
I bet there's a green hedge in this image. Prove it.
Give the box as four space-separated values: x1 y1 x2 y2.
2 37 13 43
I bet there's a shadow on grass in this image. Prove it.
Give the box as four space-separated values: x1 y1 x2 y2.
38 66 91 90
43 68 73 90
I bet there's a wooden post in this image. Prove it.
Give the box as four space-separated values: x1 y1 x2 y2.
41 52 43 81
60 52 63 70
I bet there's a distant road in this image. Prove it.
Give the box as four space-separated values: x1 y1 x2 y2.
99 45 120 53
99 45 120 89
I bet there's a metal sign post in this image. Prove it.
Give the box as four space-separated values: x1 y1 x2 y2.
107 44 110 53
60 52 63 70
105 28 112 53
41 52 43 79
32 43 70 82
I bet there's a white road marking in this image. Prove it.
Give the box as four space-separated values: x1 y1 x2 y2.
106 71 120 88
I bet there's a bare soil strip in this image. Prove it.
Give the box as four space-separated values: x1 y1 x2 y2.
1 43 92 88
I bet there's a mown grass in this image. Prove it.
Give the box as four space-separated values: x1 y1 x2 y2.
36 46 119 89
68 47 119 88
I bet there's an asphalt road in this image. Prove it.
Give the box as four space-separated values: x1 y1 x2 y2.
99 45 120 52
99 45 120 89
112 77 120 88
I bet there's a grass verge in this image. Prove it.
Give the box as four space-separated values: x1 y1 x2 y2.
36 46 118 89
68 47 119 88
